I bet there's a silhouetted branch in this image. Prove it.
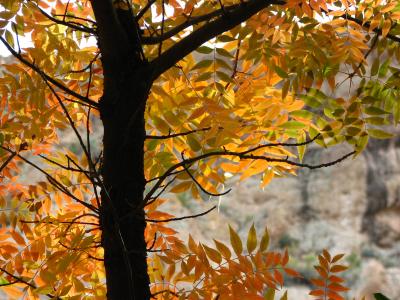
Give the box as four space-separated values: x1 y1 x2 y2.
20 220 99 226
0 266 59 299
151 289 179 299
30 1 96 34
143 145 355 206
150 0 285 79
183 164 231 197
136 0 157 20
146 233 157 251
146 127 212 139
146 205 216 223
0 152 16 174
39 154 90 174
141 3 242 44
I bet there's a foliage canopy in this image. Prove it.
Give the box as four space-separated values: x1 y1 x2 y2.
0 0 399 298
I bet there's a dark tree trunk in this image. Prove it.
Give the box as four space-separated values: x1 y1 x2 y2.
99 63 152 300
88 1 278 299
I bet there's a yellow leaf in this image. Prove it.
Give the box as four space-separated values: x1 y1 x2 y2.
246 223 257 253
229 225 243 256
259 228 270 252
382 19 391 37
169 181 192 193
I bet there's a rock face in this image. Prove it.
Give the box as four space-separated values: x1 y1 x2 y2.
166 138 400 299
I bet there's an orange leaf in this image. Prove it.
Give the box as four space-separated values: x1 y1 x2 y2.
309 289 325 296
229 225 243 256
283 268 302 278
330 265 348 273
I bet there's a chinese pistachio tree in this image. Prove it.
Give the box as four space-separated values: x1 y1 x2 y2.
0 0 399 299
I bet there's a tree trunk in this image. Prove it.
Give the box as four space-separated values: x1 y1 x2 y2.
99 63 152 300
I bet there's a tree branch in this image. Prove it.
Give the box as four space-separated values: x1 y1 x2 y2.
145 205 216 223
0 152 16 174
136 0 157 20
183 164 231 197
150 0 285 79
0 266 60 299
145 127 212 139
30 1 96 34
141 3 241 44
143 148 355 205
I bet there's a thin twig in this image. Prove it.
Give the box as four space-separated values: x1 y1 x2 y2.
183 163 231 197
0 152 16 173
143 146 354 205
146 127 212 139
136 0 157 20
146 205 217 223
0 146 98 212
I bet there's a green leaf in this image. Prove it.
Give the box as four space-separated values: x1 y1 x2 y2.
259 228 269 252
246 223 257 253
216 48 233 58
187 135 202 152
279 121 307 130
264 288 275 300
229 225 243 256
374 293 391 300
217 35 235 42
195 72 212 81
291 110 314 120
196 46 213 54
280 291 288 300
371 58 380 76
0 277 9 285
5 30 14 48
191 60 213 70
367 129 394 139
275 65 288 78
364 106 389 115
217 71 233 83
355 134 369 154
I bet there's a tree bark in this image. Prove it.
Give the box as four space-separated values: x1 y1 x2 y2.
90 1 284 298
99 63 152 300
91 2 152 298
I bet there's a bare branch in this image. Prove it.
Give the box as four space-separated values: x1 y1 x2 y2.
146 233 157 251
39 154 91 175
136 0 157 20
143 146 355 206
141 3 242 44
0 152 16 174
20 219 99 226
183 164 231 197
150 0 285 79
146 205 216 223
30 1 96 34
146 127 212 139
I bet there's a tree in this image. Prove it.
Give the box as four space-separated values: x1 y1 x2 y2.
0 0 398 299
